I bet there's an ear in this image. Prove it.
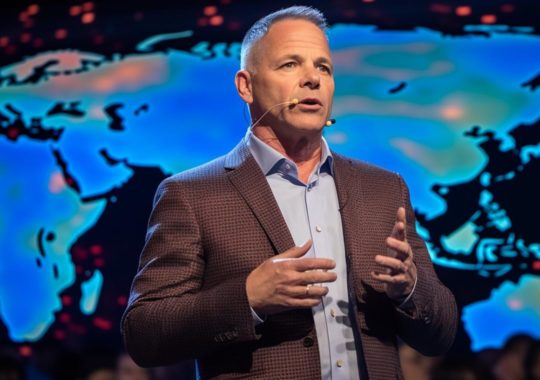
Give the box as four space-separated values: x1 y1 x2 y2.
235 70 253 104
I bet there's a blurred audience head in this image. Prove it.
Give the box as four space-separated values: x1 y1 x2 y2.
78 346 115 380
0 352 25 380
430 354 494 380
524 340 540 380
400 342 440 380
494 333 535 380
116 352 152 380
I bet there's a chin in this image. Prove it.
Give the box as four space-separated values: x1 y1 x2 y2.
295 123 326 134
286 118 326 133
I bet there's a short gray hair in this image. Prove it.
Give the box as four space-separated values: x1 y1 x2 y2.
240 6 328 70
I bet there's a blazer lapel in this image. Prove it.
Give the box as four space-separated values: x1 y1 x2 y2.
332 154 352 212
333 154 370 301
225 141 295 255
333 154 360 251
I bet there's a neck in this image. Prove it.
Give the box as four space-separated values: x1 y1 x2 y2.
252 125 322 183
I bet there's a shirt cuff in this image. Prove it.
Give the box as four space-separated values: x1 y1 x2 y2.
250 306 266 325
397 272 418 310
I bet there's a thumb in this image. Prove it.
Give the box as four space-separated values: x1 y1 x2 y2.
391 207 406 241
275 240 312 260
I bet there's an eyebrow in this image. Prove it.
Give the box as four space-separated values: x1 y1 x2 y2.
315 57 334 69
275 54 334 68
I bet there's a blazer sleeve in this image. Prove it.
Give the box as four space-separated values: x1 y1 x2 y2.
121 177 259 367
394 174 458 356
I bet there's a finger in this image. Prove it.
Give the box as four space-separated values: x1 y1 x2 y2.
281 285 329 298
392 207 407 241
375 255 408 273
292 258 336 271
271 269 336 287
370 271 410 285
273 240 312 262
385 237 412 261
283 297 323 309
396 206 406 223
298 271 337 284
391 221 405 242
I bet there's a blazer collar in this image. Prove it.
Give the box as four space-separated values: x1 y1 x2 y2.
224 140 295 255
332 154 371 301
224 142 362 261
331 153 356 212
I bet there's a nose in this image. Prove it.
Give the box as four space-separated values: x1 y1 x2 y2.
299 66 320 90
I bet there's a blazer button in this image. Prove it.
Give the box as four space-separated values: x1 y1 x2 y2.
303 335 315 347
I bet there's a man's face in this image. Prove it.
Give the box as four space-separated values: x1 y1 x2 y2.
246 19 334 135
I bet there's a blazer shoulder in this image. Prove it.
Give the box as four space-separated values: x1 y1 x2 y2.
166 155 228 185
334 152 399 181
151 156 229 206
164 139 250 186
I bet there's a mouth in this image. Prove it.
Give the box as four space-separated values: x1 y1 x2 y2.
298 98 322 106
295 98 323 111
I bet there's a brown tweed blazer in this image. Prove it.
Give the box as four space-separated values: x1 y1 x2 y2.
122 140 458 380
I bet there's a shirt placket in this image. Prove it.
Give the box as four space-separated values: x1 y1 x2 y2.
306 171 356 380
304 173 332 379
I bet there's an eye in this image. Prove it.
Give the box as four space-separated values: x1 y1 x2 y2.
281 61 297 70
318 64 332 74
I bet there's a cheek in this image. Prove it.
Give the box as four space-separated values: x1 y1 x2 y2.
324 80 335 96
326 86 335 105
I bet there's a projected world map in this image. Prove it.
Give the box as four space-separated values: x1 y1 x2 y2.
1 24 540 352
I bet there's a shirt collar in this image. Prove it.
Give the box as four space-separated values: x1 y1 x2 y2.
245 128 334 177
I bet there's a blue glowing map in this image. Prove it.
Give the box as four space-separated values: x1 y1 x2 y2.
1 24 540 351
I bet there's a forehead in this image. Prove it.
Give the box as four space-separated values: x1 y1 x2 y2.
259 19 330 57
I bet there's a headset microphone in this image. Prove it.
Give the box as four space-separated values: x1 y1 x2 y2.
250 98 299 129
325 119 336 127
249 98 335 128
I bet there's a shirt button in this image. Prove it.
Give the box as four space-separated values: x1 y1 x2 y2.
315 226 322 232
336 360 344 368
330 309 336 318
303 335 314 347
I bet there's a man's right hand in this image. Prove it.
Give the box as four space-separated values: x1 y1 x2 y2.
246 240 337 316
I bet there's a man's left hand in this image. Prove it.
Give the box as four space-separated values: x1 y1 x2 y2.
371 207 417 304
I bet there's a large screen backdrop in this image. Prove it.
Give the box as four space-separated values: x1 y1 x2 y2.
1 0 540 356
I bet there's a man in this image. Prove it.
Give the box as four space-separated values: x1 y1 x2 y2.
122 6 458 379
